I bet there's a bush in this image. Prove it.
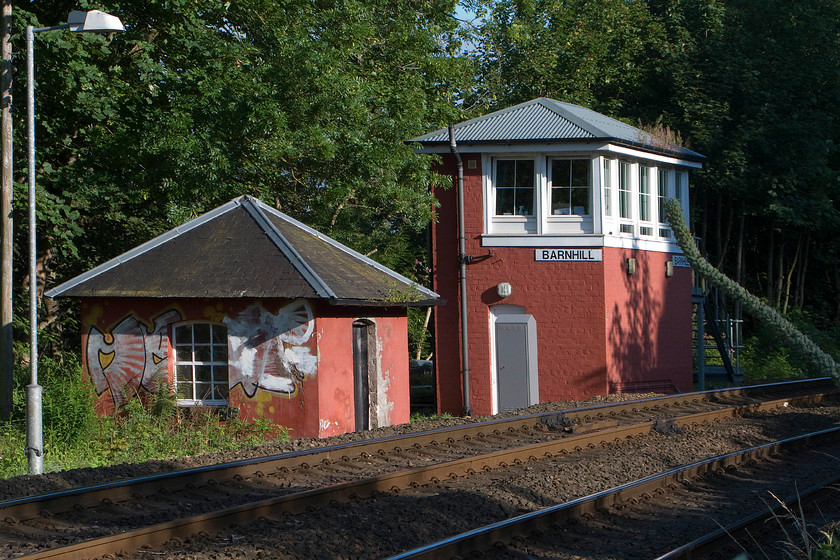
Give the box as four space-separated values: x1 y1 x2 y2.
0 351 289 478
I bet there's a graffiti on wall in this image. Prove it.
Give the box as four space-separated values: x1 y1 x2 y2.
86 309 183 407
225 300 317 397
85 299 317 408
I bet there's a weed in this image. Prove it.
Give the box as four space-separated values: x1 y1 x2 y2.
0 353 290 478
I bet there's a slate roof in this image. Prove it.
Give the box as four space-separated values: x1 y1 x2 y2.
46 195 439 306
408 97 705 162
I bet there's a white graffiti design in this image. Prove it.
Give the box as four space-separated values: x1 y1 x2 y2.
224 300 317 397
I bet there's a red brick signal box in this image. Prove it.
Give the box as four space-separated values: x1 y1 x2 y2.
409 99 705 415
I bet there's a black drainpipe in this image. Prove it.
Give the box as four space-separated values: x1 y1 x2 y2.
449 125 471 416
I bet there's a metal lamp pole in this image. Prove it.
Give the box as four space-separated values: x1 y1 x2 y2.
25 10 124 475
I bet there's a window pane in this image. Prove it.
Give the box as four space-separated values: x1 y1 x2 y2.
496 160 516 187
214 363 229 384
675 172 685 201
570 187 590 215
214 384 229 400
571 159 590 187
619 162 631 219
214 343 228 363
177 382 192 400
194 345 211 363
176 364 194 383
496 188 515 215
175 325 191 344
515 160 534 188
515 188 533 216
551 188 571 215
196 365 212 383
552 160 571 187
195 383 212 400
193 323 210 344
658 169 668 224
211 325 226 345
176 346 192 362
603 159 612 217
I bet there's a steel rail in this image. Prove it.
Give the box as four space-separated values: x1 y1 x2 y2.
653 476 840 560
1 377 833 523
10 393 832 560
386 426 840 560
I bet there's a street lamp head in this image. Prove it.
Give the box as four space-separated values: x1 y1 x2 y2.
66 10 125 33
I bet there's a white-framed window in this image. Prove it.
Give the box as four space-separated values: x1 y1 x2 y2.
549 159 591 216
173 322 229 405
494 159 535 216
639 165 653 236
603 158 613 217
658 168 671 238
618 161 634 234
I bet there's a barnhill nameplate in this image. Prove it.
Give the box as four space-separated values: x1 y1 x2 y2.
535 249 603 262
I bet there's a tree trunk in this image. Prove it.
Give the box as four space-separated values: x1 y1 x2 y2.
774 240 784 310
735 211 745 285
782 235 801 315
715 202 733 271
795 233 809 308
766 228 775 300
415 307 432 360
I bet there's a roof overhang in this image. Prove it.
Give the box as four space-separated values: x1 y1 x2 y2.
408 138 705 167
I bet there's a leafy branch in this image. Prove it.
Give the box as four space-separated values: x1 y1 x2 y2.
665 198 840 383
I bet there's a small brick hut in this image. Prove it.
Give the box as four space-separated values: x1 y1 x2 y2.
408 98 705 415
46 195 438 438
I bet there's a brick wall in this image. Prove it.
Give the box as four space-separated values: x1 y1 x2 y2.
431 153 693 416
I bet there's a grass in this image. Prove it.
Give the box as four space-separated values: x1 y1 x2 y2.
0 355 289 479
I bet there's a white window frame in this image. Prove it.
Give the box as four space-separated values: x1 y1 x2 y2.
638 165 654 237
618 160 634 235
475 146 691 252
487 156 540 235
173 322 229 406
603 158 614 218
544 157 596 236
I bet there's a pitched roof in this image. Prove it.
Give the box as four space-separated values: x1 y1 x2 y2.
408 97 705 162
46 195 439 306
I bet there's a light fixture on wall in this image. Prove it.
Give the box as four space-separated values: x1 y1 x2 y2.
626 258 637 276
497 282 513 298
665 261 674 277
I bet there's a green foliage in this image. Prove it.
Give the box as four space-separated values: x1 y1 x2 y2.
410 411 453 423
0 354 289 478
666 198 840 383
740 336 804 382
468 0 668 115
16 0 471 352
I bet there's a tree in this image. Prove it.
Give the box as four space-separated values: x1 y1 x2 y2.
465 0 668 116
14 0 471 352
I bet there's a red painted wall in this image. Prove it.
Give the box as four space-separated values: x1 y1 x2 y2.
314 305 410 438
603 249 693 393
78 297 410 439
431 154 692 416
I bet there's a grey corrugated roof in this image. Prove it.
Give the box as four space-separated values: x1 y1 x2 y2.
46 195 439 306
409 98 705 161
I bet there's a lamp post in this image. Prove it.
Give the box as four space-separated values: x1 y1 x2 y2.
26 10 124 475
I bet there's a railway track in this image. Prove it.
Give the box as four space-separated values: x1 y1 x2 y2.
389 426 840 560
2 378 838 560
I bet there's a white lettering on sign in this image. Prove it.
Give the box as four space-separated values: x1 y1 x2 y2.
535 249 603 262
672 255 690 268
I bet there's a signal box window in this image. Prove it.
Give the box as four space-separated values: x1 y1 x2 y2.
551 159 591 216
495 159 535 216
